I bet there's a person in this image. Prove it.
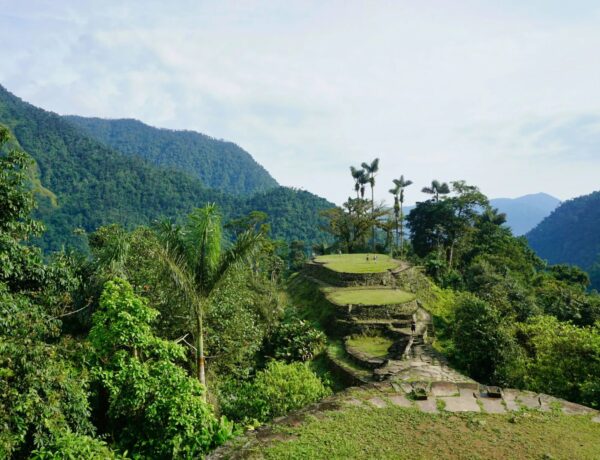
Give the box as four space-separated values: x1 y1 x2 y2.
366 255 370 261
374 255 378 262
410 320 416 335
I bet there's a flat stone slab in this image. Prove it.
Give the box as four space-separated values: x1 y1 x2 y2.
502 389 522 411
443 394 481 413
457 382 479 397
415 398 438 413
561 400 596 415
477 396 506 414
539 394 562 412
345 398 364 407
516 391 541 410
592 415 600 423
388 394 413 408
367 397 388 408
431 382 459 397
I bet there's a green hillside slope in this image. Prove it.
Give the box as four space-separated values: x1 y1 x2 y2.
0 86 332 251
527 191 600 277
64 115 278 195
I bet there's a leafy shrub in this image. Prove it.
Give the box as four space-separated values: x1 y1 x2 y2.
30 432 124 459
268 317 326 362
220 361 331 424
89 279 233 458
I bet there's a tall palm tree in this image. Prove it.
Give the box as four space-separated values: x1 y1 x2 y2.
422 180 450 202
155 204 264 389
359 173 369 199
390 175 413 254
350 166 365 199
361 158 380 250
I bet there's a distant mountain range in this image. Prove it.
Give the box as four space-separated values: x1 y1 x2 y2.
527 191 600 282
490 193 561 236
0 85 333 252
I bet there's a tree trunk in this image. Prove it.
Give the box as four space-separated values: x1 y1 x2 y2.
195 306 207 394
371 185 375 251
400 201 404 256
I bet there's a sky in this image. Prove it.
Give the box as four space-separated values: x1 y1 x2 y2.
1 0 599 205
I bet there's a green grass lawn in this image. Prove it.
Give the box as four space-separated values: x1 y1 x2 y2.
315 254 399 273
323 287 415 306
327 340 372 380
346 335 393 358
253 406 600 459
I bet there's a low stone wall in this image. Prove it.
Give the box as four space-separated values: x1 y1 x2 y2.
304 262 395 287
343 337 388 370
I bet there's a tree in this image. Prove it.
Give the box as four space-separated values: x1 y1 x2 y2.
350 166 365 200
389 175 413 255
89 279 232 457
361 158 380 250
421 179 450 202
155 204 264 387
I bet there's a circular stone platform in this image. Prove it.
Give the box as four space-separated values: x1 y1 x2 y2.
314 254 400 274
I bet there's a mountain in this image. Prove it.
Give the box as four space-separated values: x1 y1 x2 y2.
0 85 333 251
64 115 278 195
526 191 600 273
490 192 561 236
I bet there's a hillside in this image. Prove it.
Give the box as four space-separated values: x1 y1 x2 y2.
0 86 333 251
64 115 278 195
490 192 560 236
527 191 600 275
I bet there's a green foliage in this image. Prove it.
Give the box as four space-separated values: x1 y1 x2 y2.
0 285 94 458
220 361 331 424
65 115 278 195
527 190 600 280
89 279 233 458
30 432 124 460
268 317 326 362
518 315 600 408
451 294 520 385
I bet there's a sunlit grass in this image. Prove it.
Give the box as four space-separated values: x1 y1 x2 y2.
323 287 415 306
346 335 393 358
315 254 399 273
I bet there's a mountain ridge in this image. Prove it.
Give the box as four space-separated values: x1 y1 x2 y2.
64 114 278 195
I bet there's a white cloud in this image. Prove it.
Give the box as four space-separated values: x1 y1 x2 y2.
1 0 599 205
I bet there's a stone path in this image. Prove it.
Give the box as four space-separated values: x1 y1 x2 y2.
344 381 600 418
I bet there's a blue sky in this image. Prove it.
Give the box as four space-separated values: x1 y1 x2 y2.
1 0 599 205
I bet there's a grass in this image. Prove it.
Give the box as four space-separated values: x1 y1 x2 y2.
315 254 399 274
327 340 372 380
323 287 415 306
249 405 600 459
346 335 393 358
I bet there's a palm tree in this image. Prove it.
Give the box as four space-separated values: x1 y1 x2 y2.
422 180 450 202
389 175 413 254
155 204 264 389
359 173 369 199
361 158 380 250
350 166 365 199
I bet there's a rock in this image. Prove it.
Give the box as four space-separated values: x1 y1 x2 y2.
431 382 459 397
415 398 438 413
443 394 481 413
388 394 413 408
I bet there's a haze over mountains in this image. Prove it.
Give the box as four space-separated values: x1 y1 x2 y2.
489 193 561 236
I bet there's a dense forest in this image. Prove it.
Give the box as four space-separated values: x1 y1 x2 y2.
527 191 600 289
64 115 278 195
0 86 333 253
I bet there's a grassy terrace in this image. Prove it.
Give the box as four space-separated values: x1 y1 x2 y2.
346 335 393 358
250 405 600 459
314 254 399 273
327 340 372 381
323 286 415 306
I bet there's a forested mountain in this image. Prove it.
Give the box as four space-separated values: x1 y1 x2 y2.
527 191 600 282
490 192 560 236
0 86 332 252
64 115 278 195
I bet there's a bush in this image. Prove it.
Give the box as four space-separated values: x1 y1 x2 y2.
30 432 124 459
220 361 331 424
268 317 326 362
